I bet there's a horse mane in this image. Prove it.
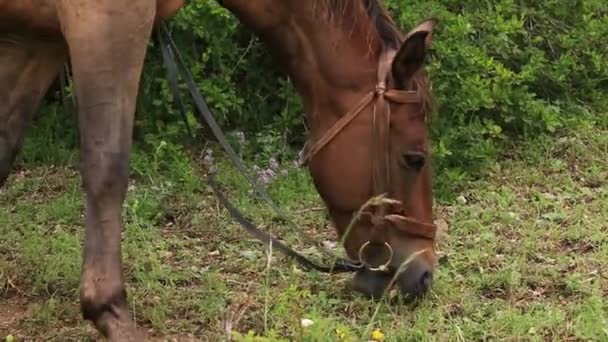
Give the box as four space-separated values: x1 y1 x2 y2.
315 0 435 115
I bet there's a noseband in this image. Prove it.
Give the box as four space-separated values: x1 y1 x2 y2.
301 49 437 269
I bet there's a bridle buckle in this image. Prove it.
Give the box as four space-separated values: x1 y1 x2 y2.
375 82 386 95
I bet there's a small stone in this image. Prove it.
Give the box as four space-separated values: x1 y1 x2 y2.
434 218 449 237
301 318 314 327
322 240 338 250
542 192 556 200
239 250 257 260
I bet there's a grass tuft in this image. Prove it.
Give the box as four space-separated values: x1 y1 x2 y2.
1 121 607 340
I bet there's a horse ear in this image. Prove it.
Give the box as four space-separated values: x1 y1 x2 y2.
391 18 438 88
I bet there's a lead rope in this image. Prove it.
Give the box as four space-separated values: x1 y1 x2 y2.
157 23 362 273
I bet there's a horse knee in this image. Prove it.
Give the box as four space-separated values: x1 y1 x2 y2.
81 152 130 201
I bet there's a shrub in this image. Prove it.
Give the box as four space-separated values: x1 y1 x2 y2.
36 0 607 198
387 0 607 194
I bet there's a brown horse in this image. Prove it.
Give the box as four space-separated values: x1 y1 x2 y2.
0 0 438 339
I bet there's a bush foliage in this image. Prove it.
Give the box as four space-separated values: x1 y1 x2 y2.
37 0 607 197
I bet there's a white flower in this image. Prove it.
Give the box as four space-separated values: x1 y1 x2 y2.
301 318 314 328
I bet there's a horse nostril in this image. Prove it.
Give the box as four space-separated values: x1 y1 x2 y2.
397 263 433 302
400 151 426 170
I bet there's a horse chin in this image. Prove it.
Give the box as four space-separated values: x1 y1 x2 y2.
349 268 393 299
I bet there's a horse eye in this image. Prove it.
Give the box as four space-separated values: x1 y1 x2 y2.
399 151 426 171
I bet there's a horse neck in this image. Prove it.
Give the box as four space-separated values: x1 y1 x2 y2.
230 0 385 133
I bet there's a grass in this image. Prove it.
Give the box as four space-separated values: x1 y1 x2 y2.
1 118 607 341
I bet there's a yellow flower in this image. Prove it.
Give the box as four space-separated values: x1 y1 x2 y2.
336 328 351 342
371 328 385 341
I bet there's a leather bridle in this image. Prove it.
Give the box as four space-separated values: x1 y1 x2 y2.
300 49 437 270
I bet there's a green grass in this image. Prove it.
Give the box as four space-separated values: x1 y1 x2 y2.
1 120 607 341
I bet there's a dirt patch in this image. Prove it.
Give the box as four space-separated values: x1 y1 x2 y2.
0 295 30 337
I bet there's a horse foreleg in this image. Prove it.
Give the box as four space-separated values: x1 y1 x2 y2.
0 36 66 186
56 1 155 340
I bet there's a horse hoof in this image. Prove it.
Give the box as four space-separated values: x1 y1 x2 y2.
103 310 147 342
84 304 146 341
80 270 144 340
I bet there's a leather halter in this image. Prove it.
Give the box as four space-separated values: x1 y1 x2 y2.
301 49 437 241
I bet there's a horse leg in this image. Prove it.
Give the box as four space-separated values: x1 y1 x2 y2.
56 1 155 340
0 36 66 186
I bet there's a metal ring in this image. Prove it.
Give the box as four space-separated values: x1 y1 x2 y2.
358 241 394 272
